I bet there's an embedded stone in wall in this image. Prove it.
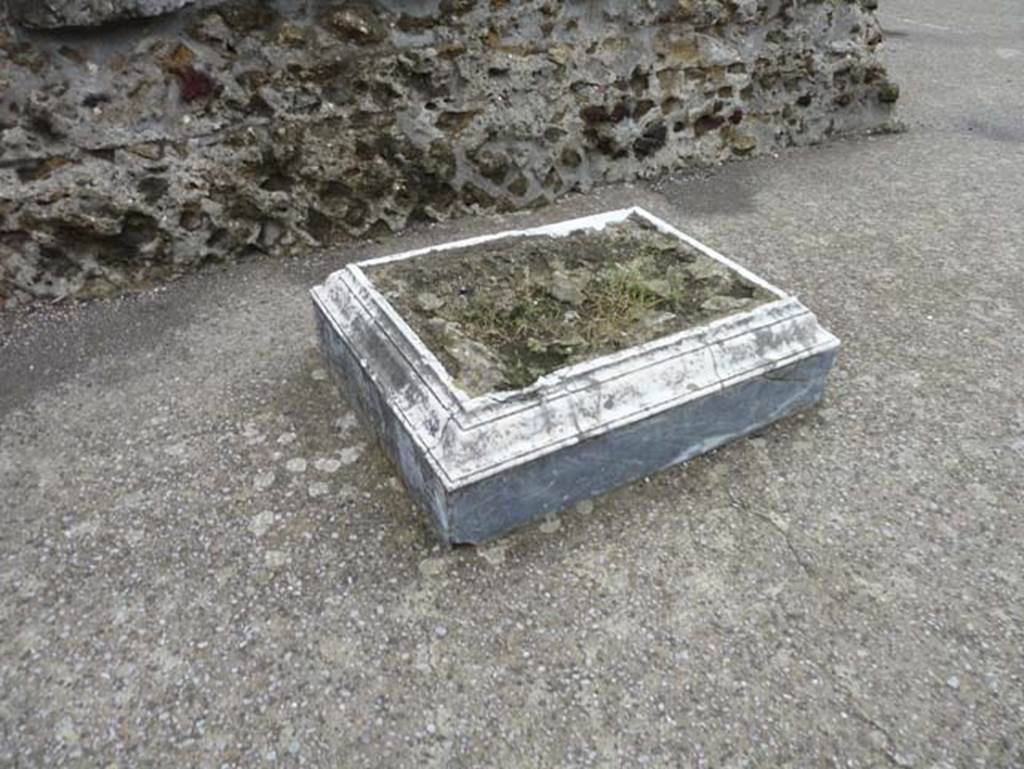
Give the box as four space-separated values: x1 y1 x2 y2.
9 0 197 29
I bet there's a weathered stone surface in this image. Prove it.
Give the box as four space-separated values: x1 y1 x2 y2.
0 0 899 307
9 0 196 28
311 208 840 543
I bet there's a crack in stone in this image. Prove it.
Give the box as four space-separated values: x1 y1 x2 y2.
729 491 816 576
845 694 914 768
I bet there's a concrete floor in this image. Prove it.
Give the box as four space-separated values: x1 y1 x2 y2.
2 0 1022 766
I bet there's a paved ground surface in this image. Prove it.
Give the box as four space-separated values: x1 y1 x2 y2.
2 1 1023 766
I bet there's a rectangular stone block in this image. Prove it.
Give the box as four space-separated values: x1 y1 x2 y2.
312 207 839 543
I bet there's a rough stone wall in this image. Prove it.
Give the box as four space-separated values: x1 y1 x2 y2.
9 0 198 29
0 0 899 306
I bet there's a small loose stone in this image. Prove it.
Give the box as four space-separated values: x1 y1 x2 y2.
478 544 507 566
540 517 562 534
335 414 358 433
250 510 274 537
417 292 446 312
253 471 276 491
265 550 289 569
339 446 364 466
418 558 446 578
285 457 307 474
547 272 585 306
314 458 343 474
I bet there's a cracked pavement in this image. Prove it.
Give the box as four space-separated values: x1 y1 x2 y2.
2 0 1023 766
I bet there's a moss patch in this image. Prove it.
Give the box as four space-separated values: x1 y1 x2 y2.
367 216 776 396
